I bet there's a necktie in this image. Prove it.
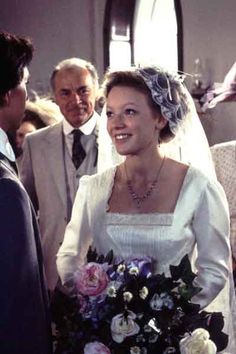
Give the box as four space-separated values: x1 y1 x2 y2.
71 129 86 169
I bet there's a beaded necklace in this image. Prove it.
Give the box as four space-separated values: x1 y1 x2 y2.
125 156 165 209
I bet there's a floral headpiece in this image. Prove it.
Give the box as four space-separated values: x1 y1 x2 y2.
136 67 189 134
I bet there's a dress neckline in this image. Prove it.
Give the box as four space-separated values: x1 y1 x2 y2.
106 164 193 216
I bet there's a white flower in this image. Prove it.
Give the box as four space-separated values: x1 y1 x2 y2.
117 264 126 273
123 291 133 302
129 266 139 276
111 311 140 343
179 328 217 354
107 285 117 297
139 286 148 299
106 280 122 297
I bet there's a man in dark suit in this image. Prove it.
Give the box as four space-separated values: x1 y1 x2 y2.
20 58 100 291
0 31 52 354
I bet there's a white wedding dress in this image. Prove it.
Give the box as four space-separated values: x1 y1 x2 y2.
57 165 236 353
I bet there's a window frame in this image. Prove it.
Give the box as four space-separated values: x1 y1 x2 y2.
103 0 183 71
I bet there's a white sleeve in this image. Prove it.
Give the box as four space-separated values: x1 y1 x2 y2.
191 179 231 309
56 176 92 285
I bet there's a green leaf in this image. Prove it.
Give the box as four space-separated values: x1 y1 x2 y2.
178 284 202 301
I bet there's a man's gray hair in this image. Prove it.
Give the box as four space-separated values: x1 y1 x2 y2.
50 57 99 92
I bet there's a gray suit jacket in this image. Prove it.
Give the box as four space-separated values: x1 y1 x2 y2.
20 116 98 290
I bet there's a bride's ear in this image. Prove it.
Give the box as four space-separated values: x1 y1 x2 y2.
155 115 168 130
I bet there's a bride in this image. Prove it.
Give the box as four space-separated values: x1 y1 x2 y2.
56 65 236 352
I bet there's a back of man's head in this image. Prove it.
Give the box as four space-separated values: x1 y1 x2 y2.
0 31 33 105
50 57 99 92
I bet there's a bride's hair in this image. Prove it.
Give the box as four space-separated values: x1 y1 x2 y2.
99 65 216 179
102 66 190 143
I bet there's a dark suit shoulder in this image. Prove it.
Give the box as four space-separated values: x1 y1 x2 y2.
0 159 18 179
0 169 27 202
0 158 28 202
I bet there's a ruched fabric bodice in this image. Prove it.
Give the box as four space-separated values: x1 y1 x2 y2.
100 212 194 277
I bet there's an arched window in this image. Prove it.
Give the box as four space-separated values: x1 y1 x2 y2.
103 0 183 71
103 0 136 70
134 0 183 71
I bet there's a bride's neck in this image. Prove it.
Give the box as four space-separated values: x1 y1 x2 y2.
121 152 165 183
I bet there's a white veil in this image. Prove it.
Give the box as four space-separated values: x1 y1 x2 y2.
97 84 236 351
97 86 216 180
97 65 236 351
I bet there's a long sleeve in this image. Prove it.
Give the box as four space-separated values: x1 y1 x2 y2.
191 178 231 309
56 176 93 285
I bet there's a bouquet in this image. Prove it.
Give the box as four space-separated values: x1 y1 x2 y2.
52 248 228 354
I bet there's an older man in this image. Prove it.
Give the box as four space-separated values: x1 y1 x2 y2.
20 58 100 291
0 31 52 354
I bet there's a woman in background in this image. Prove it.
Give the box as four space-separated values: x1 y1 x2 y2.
57 66 236 351
15 97 62 165
203 61 236 284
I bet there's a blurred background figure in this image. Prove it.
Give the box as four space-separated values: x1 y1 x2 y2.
204 62 236 282
15 97 62 160
210 141 236 279
202 61 236 111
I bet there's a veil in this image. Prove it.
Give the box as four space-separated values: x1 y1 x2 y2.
97 87 236 351
97 85 216 180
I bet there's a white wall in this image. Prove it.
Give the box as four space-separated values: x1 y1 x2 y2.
1 0 236 144
182 0 236 145
0 0 106 94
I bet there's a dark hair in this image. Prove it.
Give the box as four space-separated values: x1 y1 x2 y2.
0 31 33 104
50 58 99 92
103 70 174 142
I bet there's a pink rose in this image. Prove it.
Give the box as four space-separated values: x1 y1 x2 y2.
84 341 111 354
74 262 109 296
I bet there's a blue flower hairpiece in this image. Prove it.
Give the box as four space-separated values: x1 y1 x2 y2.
136 67 189 134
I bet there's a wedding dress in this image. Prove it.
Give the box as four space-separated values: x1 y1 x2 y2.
57 165 236 353
57 67 235 353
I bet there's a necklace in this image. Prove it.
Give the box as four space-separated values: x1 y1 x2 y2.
125 157 165 209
